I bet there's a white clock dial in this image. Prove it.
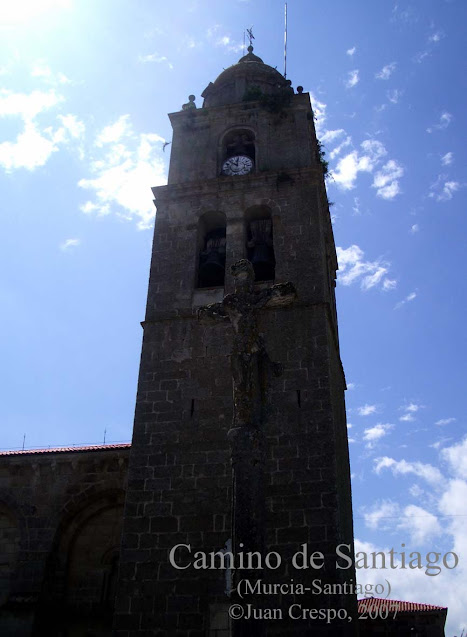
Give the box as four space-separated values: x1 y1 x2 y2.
222 155 254 176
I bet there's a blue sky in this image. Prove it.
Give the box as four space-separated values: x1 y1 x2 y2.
0 0 466 633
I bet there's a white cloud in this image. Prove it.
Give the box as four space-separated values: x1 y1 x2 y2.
405 403 422 413
206 26 243 53
95 115 131 147
361 437 467 635
329 136 352 160
438 181 460 201
78 115 166 229
435 418 456 426
0 88 83 172
347 383 356 391
0 121 59 171
430 437 452 451
358 404 378 416
438 478 467 561
58 114 84 138
382 278 397 291
375 62 396 80
429 174 462 202
363 423 394 447
138 53 173 69
60 238 80 251
387 89 402 104
410 224 419 234
320 129 345 144
374 456 444 487
394 291 417 310
336 244 395 291
398 504 442 543
399 403 423 422
346 46 356 56
426 111 452 133
332 152 362 189
363 500 399 530
409 484 423 498
332 139 387 190
206 24 221 38
345 69 359 88
441 436 467 479
309 92 327 138
429 31 444 43
30 62 71 85
0 88 63 119
372 159 404 199
439 111 452 127
184 36 198 49
413 49 431 64
441 152 453 166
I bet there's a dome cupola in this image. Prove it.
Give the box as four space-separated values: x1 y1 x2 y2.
201 46 288 108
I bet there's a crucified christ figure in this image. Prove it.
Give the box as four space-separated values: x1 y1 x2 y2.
198 260 296 634
198 259 297 430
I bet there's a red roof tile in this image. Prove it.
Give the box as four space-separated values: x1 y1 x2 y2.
0 443 131 456
358 598 447 613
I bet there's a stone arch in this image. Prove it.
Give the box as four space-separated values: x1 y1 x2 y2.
244 204 276 282
196 211 227 288
218 126 257 174
35 488 125 635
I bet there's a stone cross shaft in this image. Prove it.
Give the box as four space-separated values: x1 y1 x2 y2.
198 259 297 633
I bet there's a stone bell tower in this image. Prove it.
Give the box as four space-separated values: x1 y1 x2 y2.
114 46 357 636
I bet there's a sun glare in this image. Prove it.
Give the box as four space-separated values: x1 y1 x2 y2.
0 0 71 26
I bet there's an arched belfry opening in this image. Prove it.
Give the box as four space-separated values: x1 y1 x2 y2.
245 205 275 282
220 128 255 176
197 211 227 288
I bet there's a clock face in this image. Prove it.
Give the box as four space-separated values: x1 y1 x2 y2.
222 155 254 176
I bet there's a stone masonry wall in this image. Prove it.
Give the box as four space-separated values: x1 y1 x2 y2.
0 445 129 636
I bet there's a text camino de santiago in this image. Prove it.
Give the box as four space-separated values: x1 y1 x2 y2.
169 543 458 577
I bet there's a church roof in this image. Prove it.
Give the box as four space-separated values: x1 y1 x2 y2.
358 598 447 613
0 442 131 456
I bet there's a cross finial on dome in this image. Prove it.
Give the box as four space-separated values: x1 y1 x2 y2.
246 26 255 47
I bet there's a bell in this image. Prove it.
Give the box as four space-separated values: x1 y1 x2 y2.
198 250 225 287
250 243 275 281
198 229 226 288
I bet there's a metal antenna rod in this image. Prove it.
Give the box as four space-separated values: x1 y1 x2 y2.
104 428 107 444
284 3 288 79
243 30 245 55
22 434 25 451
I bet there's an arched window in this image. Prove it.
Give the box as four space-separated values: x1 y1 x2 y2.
245 205 275 282
220 128 256 176
197 212 227 288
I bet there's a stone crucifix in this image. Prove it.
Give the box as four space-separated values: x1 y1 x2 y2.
198 259 297 430
198 259 296 622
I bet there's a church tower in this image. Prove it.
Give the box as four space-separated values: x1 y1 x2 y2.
114 46 357 636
